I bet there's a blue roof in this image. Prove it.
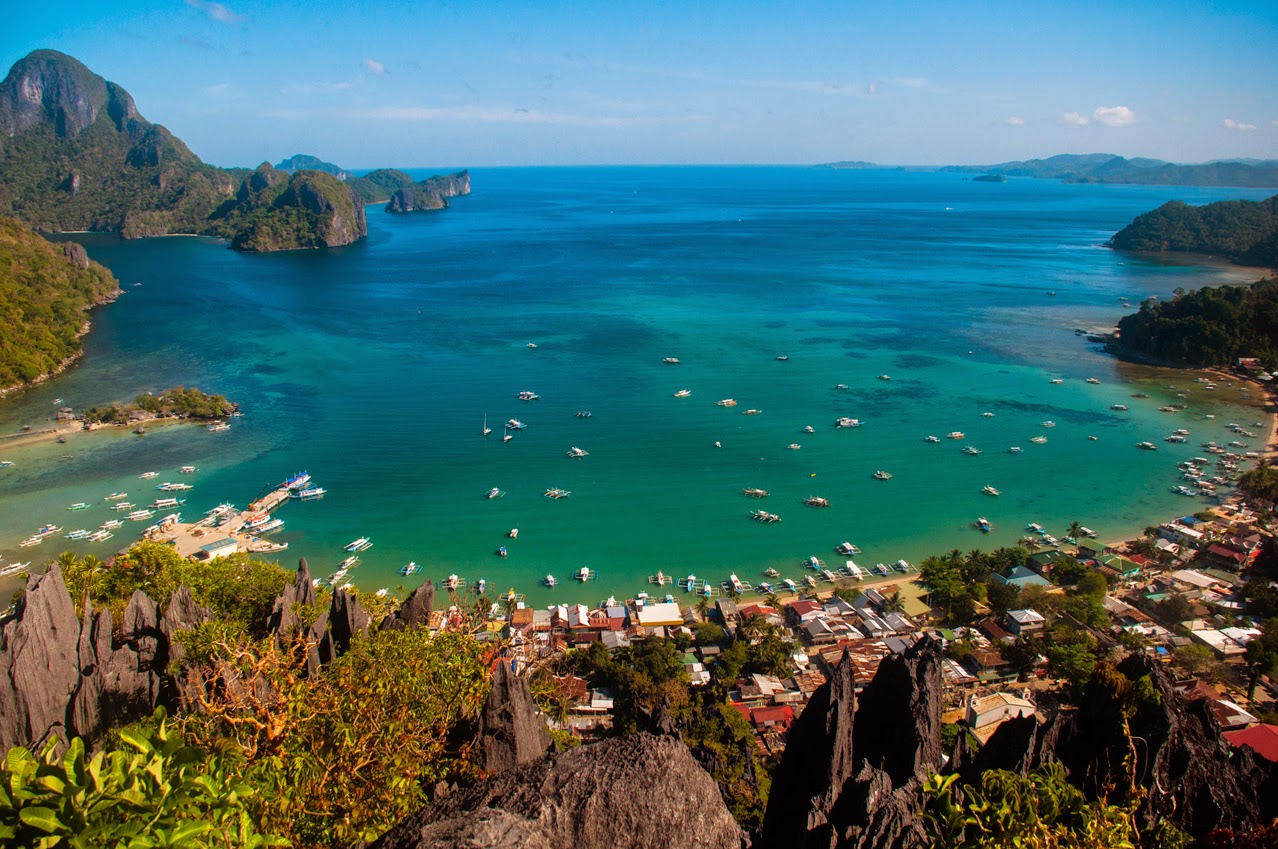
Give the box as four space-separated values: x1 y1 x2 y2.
199 537 237 552
996 565 1051 588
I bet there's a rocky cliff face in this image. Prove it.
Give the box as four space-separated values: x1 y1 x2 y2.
0 49 123 138
372 733 743 849
758 638 942 849
386 170 470 213
219 167 368 252
472 661 551 774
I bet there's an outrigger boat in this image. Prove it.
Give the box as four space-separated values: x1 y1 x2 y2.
872 470 892 480
104 492 127 500
835 417 862 428
743 487 769 498
804 496 830 507
544 488 571 499
750 510 781 523
566 447 589 458
674 389 692 398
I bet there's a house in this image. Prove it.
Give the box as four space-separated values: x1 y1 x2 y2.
803 618 838 645
508 608 535 634
1005 609 1046 636
195 537 238 561
1160 523 1205 549
1176 679 1259 729
788 599 825 625
978 617 1015 644
605 605 628 630
1098 554 1141 579
966 691 1037 742
966 648 1014 683
1237 357 1263 372
599 630 631 651
1026 550 1068 575
750 705 796 733
637 601 684 628
1202 543 1249 572
531 609 552 632
823 596 857 618
1223 724 1278 763
1076 540 1109 560
994 565 1051 589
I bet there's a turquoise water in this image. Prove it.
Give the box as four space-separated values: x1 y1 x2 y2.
1 167 1273 604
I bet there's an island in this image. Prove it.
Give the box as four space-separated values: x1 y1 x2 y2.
1109 195 1278 268
972 174 1007 183
207 164 367 252
81 386 238 426
941 153 1278 188
0 216 118 393
385 170 471 213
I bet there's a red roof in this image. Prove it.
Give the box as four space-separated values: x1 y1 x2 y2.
1224 724 1278 763
789 600 823 616
751 705 796 726
1127 554 1151 566
1206 544 1247 563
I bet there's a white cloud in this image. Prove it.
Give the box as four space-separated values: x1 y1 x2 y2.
1004 116 1025 126
1062 111 1090 126
361 58 386 75
1223 118 1257 131
1093 105 1136 127
866 81 879 96
184 0 244 25
361 105 648 127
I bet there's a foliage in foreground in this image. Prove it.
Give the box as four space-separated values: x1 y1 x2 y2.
0 709 284 849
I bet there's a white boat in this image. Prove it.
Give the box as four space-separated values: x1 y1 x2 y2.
674 389 692 398
835 541 859 556
35 524 61 537
476 578 486 594
1136 441 1158 450
1086 378 1101 384
508 528 519 539
787 443 801 450
88 530 112 542
1008 446 1023 453
981 485 1001 496
483 414 492 436
664 357 680 364
1050 378 1064 384
292 486 326 499
104 491 127 500
207 421 230 432
1030 436 1048 444
872 470 892 480
962 445 982 455
400 562 420 575
925 435 941 443
506 419 526 430
344 537 372 552
730 574 743 593
1041 421 1055 428
1110 404 1128 411
100 519 123 530
806 575 818 588
110 502 134 511
576 566 592 581
544 574 557 587
485 487 505 499
68 502 88 511
66 529 91 540
946 431 964 439
821 568 837 582
445 574 461 591
981 412 995 417
19 536 42 547
685 574 697 591
566 446 589 458
878 374 891 381
544 488 571 499
835 417 862 428
125 510 154 521
139 471 158 479
716 398 737 407
743 408 762 416
804 425 815 433
256 518 284 534
243 512 271 529
150 498 185 510
339 555 360 569
895 560 911 573
518 390 540 401
179 465 197 474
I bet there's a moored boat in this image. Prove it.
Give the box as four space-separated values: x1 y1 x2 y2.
835 417 862 428
716 398 737 407
872 470 892 480
544 487 571 499
743 487 769 498
674 389 692 398
804 496 830 507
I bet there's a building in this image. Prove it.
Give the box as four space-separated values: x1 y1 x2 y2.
636 601 684 628
994 565 1051 589
1006 609 1046 636
1223 724 1278 763
966 691 1037 743
195 537 238 561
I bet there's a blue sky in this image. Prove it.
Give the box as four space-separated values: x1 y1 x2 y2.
4 0 1276 168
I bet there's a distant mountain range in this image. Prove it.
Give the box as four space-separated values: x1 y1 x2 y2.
0 50 468 252
939 153 1278 188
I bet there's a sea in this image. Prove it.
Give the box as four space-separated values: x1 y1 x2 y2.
1 167 1274 605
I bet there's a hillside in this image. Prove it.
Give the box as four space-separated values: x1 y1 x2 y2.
0 216 118 390
385 170 470 212
941 154 1278 188
208 163 367 252
1109 195 1278 267
275 154 349 180
347 168 416 204
1115 277 1278 368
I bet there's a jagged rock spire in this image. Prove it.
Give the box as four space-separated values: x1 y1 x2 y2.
473 660 551 774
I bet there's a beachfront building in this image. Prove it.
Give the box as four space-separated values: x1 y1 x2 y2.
195 537 238 562
636 601 684 629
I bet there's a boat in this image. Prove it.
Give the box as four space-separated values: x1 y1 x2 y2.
508 528 519 539
1132 393 1150 398
139 471 158 479
715 398 738 407
835 541 859 555
835 383 849 390
804 496 830 507
503 432 513 442
776 355 789 361
764 567 780 578
685 575 698 591
1136 441 1158 451
544 488 571 499
1050 378 1064 384
806 575 818 588
981 412 995 417
821 568 837 582
527 342 537 348
506 419 526 430
1041 421 1055 428
150 497 185 510
804 425 815 433
518 390 540 401
664 357 680 364
125 510 154 521
925 435 941 443
544 574 557 587
293 486 326 499
576 566 593 582
575 410 592 418
872 470 892 480
1110 404 1128 411
730 574 744 593
88 530 112 542
498 545 508 557
344 537 373 552
256 518 284 534
878 374 891 381
783 578 797 591
1030 436 1047 444
981 485 1001 496
476 578 486 594
179 465 197 474
946 431 965 439
374 588 389 598
835 417 862 428
66 529 90 540
674 389 692 398
751 510 780 523
974 517 992 533
566 446 589 458
485 487 505 499
1008 446 1023 453
282 471 311 490
445 574 461 591
110 502 134 511
19 536 42 547
758 581 775 594
35 524 61 537
962 445 982 455
743 487 769 498
896 560 911 573
67 502 88 511
100 519 122 530
743 409 762 415
483 414 492 436
207 421 230 432
340 555 360 569
243 512 272 529
104 492 127 500
157 482 193 491
702 582 713 598
806 555 822 570
1086 378 1101 384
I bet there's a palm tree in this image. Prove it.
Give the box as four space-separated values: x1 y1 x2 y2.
694 598 712 621
736 612 765 640
882 591 906 614
1066 521 1084 552
765 593 781 611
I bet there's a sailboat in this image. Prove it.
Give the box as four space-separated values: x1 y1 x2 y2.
483 414 492 436
502 424 513 443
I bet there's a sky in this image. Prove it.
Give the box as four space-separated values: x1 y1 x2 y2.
3 0 1277 168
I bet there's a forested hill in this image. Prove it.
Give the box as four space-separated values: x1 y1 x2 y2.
1115 277 1278 369
940 154 1278 188
1109 195 1278 267
0 216 118 390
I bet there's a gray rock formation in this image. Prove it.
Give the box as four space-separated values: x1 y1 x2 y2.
267 557 317 637
0 566 83 750
379 581 435 632
386 170 470 213
472 661 551 774
371 734 743 849
0 49 135 138
328 588 370 657
757 637 943 849
62 241 89 269
959 654 1278 837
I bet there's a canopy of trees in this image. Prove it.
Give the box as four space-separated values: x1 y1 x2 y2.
1116 277 1278 368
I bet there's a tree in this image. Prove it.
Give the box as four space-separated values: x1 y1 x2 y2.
1066 521 1083 549
1045 628 1098 691
1000 635 1043 679
882 591 906 614
694 597 712 621
1243 618 1278 703
1154 594 1194 627
1171 643 1217 677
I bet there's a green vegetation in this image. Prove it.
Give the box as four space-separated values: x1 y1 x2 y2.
83 386 236 424
917 547 1029 624
208 165 366 252
1115 278 1278 368
0 216 118 389
275 154 348 179
942 154 1278 189
0 711 284 849
1110 196 1278 266
1238 462 1278 504
346 168 415 204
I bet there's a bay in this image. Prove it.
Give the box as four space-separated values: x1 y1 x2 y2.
1 167 1273 604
